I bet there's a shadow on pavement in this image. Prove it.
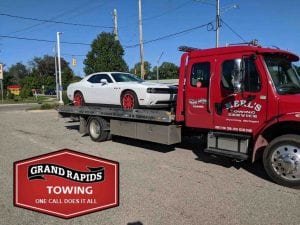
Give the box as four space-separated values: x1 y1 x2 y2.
179 136 272 183
127 222 143 225
112 136 176 153
65 124 80 130
63 120 272 184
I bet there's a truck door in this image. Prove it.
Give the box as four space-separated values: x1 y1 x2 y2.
213 54 267 134
185 57 215 128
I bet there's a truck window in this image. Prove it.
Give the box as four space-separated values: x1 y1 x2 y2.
221 58 261 92
190 62 210 87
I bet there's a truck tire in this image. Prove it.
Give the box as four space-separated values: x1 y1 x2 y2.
88 117 110 142
121 91 139 110
263 134 300 188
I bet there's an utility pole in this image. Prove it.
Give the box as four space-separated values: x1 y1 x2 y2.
56 32 63 104
156 52 164 81
0 63 3 104
138 0 145 79
53 46 59 100
113 9 119 41
216 0 220 47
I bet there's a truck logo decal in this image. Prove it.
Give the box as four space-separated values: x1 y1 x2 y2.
189 98 207 108
225 100 262 112
225 100 262 119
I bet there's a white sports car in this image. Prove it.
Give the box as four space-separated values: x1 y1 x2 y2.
67 72 177 109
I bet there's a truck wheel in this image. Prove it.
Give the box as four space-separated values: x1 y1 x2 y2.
263 134 300 187
88 117 110 142
121 91 139 110
74 92 85 106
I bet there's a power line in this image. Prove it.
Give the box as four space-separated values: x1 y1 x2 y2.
8 0 102 35
125 21 213 48
143 0 191 21
0 21 213 49
0 35 90 46
0 12 113 28
220 19 246 42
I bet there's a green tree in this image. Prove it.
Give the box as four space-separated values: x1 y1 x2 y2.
29 55 74 91
19 75 43 98
130 61 151 79
84 32 128 74
30 55 69 77
8 62 29 84
2 71 13 89
158 62 179 79
44 76 56 90
62 67 74 89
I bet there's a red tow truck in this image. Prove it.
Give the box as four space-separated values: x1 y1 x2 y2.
59 42 300 187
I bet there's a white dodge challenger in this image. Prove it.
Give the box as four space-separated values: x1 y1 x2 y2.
67 72 177 109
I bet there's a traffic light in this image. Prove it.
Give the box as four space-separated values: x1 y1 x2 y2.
72 57 77 67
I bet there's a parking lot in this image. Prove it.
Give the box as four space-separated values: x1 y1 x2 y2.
0 108 299 225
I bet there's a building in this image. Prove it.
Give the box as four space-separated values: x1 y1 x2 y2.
7 85 21 96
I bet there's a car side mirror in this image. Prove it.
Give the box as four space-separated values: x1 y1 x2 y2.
100 79 108 85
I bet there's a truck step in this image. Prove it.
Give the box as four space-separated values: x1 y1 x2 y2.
204 148 249 160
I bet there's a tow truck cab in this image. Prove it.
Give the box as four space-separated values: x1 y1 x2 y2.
176 44 300 187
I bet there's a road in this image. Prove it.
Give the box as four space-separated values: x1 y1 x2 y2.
0 109 299 225
0 103 38 112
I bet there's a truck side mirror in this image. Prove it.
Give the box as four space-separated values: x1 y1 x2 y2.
232 59 244 93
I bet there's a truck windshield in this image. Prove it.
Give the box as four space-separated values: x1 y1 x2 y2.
264 54 300 94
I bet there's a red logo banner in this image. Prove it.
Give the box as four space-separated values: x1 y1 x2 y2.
14 149 119 219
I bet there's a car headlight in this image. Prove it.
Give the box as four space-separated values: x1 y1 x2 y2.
147 88 156 93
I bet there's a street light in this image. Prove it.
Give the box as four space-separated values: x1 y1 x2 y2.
56 32 63 104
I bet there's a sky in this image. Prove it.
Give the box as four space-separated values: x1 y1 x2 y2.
1 0 300 77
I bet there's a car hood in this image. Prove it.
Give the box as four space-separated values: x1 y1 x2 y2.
116 81 176 89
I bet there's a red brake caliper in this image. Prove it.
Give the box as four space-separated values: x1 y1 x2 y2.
74 95 82 106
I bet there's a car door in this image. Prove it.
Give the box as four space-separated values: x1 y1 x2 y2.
86 74 114 104
212 53 267 134
185 57 215 128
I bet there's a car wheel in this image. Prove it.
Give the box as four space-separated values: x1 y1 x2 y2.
121 91 139 110
263 134 300 188
74 92 85 106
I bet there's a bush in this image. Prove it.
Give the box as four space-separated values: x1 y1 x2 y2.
40 103 59 110
7 91 14 99
14 96 21 102
20 86 32 99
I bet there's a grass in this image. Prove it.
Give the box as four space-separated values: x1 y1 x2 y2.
27 102 60 111
0 95 57 104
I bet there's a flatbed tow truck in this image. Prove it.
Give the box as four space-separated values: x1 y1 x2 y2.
59 42 300 188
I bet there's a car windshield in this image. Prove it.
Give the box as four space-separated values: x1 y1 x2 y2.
264 54 300 94
111 73 144 82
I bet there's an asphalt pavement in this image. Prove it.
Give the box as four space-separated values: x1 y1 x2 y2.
0 103 38 112
0 108 299 225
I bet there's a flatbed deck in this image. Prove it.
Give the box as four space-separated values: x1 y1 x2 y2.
57 105 175 123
